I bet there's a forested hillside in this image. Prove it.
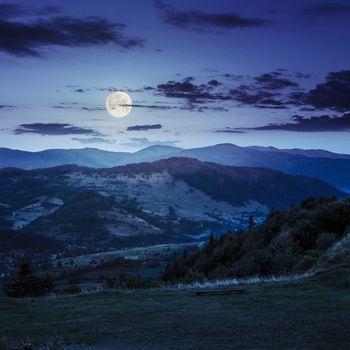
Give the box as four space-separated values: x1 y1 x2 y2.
162 196 350 282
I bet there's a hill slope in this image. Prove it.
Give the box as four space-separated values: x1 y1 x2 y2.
0 158 345 248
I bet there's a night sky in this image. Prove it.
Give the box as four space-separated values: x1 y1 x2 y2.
1 0 350 152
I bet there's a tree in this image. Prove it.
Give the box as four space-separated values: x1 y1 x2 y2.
248 216 255 230
6 263 55 298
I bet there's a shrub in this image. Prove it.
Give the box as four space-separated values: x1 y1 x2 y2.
63 279 81 294
315 232 337 251
104 277 115 289
295 255 318 272
6 263 55 298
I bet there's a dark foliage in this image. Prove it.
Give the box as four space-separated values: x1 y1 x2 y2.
63 279 81 295
6 263 55 297
0 229 63 253
162 196 350 282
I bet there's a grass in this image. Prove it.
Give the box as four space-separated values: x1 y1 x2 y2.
1 267 350 349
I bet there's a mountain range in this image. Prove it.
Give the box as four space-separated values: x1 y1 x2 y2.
1 143 349 192
0 157 345 248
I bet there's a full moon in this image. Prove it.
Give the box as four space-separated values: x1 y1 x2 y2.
106 91 132 118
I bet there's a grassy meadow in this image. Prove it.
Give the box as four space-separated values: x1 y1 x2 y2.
1 267 350 350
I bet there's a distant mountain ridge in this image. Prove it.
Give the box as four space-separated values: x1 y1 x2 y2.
1 143 349 191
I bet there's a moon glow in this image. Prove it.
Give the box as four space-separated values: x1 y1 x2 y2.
106 91 132 118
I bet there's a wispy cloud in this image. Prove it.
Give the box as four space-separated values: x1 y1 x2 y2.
215 128 245 134
237 113 350 132
0 4 63 19
127 124 162 131
14 123 102 136
155 0 268 31
0 5 144 57
0 104 17 110
301 3 350 18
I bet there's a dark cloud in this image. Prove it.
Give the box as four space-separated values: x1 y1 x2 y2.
131 103 174 110
240 113 350 132
304 70 350 111
81 106 105 111
75 88 85 93
53 103 105 112
254 72 299 90
302 3 350 17
0 4 23 18
127 124 162 131
295 72 311 79
215 128 245 134
36 6 64 16
155 0 268 30
222 73 245 80
153 70 304 111
0 3 63 18
0 13 143 57
156 78 230 103
208 79 221 87
230 86 275 105
0 104 17 110
72 137 116 144
14 123 102 136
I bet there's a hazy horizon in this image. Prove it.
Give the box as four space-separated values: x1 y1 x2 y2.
2 140 350 155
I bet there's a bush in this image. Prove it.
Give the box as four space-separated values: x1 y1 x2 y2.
295 255 318 272
63 279 81 294
316 232 337 251
6 263 55 298
104 277 115 289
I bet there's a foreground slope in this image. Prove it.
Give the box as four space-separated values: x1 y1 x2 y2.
1 268 350 349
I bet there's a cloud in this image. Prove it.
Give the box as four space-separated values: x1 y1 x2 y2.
155 0 268 30
0 4 23 18
0 13 144 57
0 104 17 110
215 128 245 134
156 78 230 102
303 70 350 111
36 6 64 16
0 4 63 19
122 137 179 147
127 124 162 131
52 103 105 112
14 123 102 136
153 70 303 111
131 103 175 110
71 137 116 144
254 72 299 90
230 86 275 105
239 113 350 132
301 3 350 17
81 106 105 111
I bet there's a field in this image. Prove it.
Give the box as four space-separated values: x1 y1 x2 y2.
0 267 350 350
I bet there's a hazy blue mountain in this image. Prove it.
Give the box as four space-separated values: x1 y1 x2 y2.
1 144 349 191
